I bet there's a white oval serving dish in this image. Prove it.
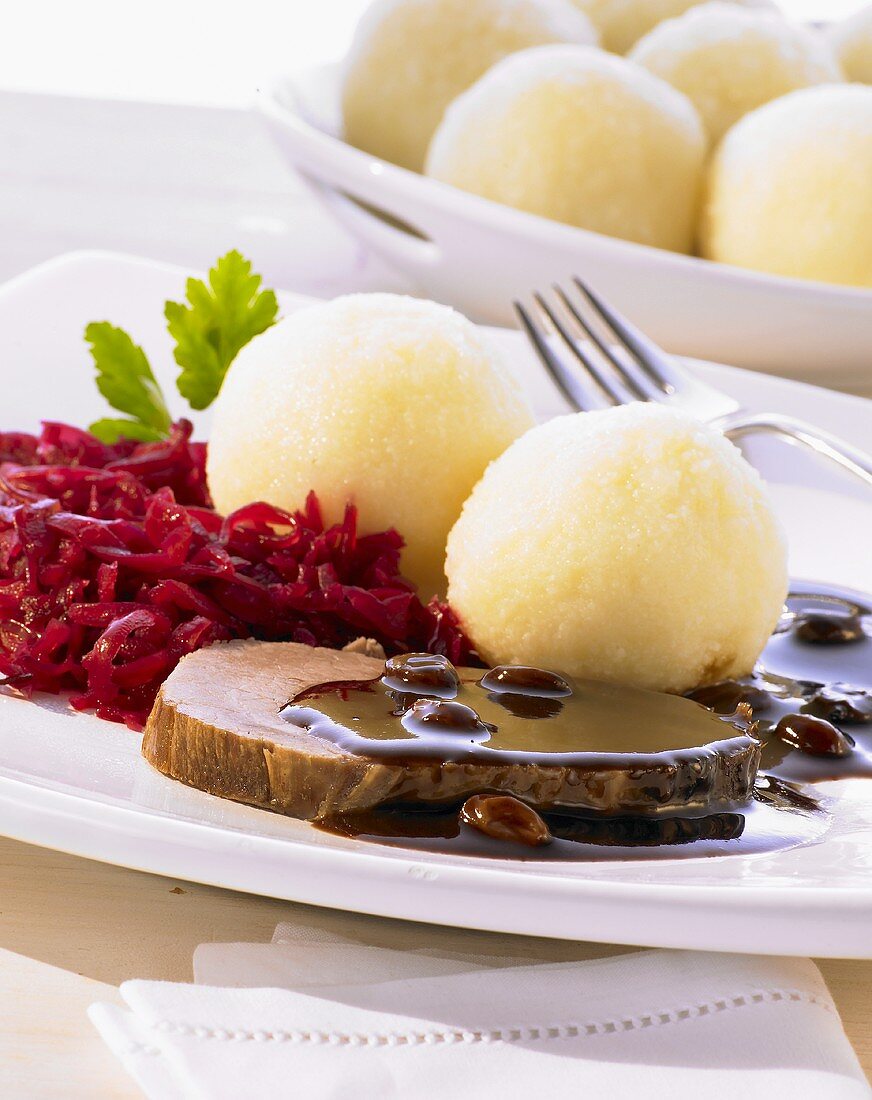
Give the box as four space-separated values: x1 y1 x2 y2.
3 252 872 957
260 64 872 392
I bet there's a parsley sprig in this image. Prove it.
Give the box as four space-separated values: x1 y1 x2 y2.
87 324 172 443
86 251 278 442
167 252 278 411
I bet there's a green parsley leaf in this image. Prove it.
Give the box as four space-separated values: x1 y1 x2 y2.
88 418 168 444
165 250 278 411
85 322 172 443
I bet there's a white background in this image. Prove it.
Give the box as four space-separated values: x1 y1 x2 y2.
0 0 867 107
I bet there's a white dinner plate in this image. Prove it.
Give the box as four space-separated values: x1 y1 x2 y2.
260 64 872 392
2 252 872 958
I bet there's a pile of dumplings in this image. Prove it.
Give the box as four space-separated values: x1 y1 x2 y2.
341 0 872 289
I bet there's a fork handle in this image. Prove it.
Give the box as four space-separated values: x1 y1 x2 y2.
714 411 872 490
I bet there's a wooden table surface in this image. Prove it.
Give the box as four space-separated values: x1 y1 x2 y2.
1 834 870 1098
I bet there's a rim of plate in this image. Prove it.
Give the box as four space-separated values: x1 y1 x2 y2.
7 770 872 909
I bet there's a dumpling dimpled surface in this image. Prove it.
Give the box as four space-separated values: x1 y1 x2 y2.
827 4 872 84
425 44 706 253
573 0 775 54
630 2 842 143
446 404 787 694
342 0 597 171
207 294 535 598
700 85 872 288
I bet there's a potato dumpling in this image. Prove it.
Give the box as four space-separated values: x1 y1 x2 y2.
426 45 706 253
630 2 842 143
827 4 872 84
207 294 534 597
446 404 787 694
341 0 596 172
700 85 872 288
573 0 774 54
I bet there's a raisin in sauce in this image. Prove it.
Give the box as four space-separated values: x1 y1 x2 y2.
281 583 870 861
688 583 872 786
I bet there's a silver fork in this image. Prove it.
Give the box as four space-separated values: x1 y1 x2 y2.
515 278 872 489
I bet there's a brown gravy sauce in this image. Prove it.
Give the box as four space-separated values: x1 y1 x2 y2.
688 583 872 787
321 777 827 863
282 582 871 861
287 666 753 765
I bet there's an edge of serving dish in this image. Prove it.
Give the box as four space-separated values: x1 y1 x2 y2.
258 63 872 386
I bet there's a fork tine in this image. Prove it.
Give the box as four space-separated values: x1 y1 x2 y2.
551 284 659 403
532 293 627 409
514 300 585 411
573 277 685 394
514 300 613 412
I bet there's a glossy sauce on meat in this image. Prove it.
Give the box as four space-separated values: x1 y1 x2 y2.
282 583 871 860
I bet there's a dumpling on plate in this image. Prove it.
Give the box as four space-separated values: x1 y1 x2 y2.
341 0 597 172
700 85 872 288
827 3 872 84
207 292 534 597
572 0 775 54
630 2 842 143
426 45 706 253
446 403 787 694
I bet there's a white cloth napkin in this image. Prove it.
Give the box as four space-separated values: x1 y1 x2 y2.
90 920 870 1100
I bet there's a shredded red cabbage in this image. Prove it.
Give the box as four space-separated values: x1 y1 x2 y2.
0 420 474 730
